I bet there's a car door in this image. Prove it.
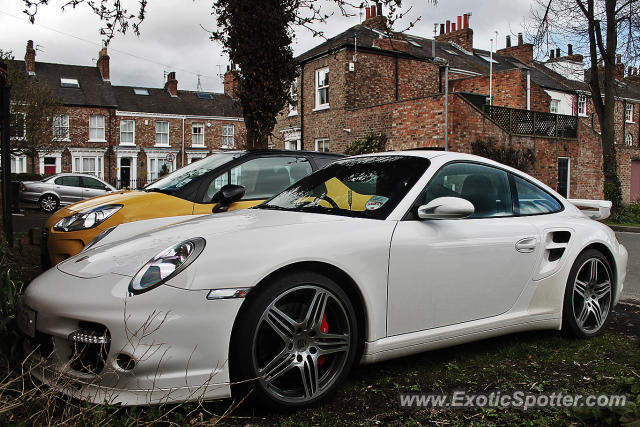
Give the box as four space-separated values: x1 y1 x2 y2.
80 176 110 199
192 156 313 214
54 176 84 204
387 161 541 336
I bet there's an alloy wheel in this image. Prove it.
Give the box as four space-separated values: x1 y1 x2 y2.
572 258 612 334
251 285 351 404
41 195 58 212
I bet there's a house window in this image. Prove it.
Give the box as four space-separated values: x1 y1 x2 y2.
10 112 25 139
53 114 69 140
289 78 298 116
285 140 301 150
73 155 104 178
626 103 634 123
155 121 169 146
10 155 27 173
89 115 105 141
120 120 135 145
192 123 205 146
578 95 587 116
315 68 329 109
315 138 330 152
626 134 634 147
148 157 174 181
133 88 149 95
550 99 560 114
222 124 235 148
60 78 79 88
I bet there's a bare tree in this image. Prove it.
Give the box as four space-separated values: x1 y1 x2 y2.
1 50 62 174
22 0 432 149
528 0 640 207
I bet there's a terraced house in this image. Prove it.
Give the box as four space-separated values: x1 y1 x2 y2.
8 41 245 189
273 7 640 203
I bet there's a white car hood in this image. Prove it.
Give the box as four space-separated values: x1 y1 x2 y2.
56 209 348 278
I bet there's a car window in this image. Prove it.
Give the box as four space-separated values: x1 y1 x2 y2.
206 172 229 201
422 162 513 218
259 156 430 220
314 156 341 169
81 176 105 189
513 174 562 215
230 157 312 200
58 176 82 187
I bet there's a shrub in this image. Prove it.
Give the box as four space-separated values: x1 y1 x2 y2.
344 132 387 155
611 200 640 225
471 138 535 172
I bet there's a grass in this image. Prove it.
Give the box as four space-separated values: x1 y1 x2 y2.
0 230 639 425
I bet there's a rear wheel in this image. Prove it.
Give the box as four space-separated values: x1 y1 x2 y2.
39 194 59 213
231 271 358 411
562 249 613 337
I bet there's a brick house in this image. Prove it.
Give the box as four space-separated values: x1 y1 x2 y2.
273 9 640 203
8 41 245 189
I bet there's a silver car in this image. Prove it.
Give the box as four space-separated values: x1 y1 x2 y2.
20 173 116 213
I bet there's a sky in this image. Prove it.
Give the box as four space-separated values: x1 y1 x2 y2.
0 0 536 93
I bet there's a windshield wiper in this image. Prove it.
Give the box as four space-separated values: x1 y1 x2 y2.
145 188 171 193
253 204 294 211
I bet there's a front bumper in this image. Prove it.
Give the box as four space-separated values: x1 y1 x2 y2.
22 267 243 405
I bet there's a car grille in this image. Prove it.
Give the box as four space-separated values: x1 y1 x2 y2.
68 322 111 375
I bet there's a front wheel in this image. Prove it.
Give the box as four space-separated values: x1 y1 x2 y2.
39 194 59 213
231 271 358 411
562 249 614 337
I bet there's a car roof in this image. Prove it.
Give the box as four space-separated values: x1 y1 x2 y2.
209 149 345 158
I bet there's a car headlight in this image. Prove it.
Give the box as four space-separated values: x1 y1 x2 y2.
83 226 116 252
129 238 206 295
54 204 123 232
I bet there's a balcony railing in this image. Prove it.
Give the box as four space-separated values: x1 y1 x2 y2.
481 105 578 139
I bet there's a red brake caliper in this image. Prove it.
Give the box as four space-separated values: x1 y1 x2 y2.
318 314 328 366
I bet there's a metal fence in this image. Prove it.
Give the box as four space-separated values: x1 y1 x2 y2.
482 105 578 139
108 178 149 190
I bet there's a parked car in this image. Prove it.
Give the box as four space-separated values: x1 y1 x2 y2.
20 173 115 212
42 150 343 266
20 150 627 409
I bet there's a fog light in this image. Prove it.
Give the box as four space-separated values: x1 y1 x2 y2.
115 353 136 371
68 329 110 344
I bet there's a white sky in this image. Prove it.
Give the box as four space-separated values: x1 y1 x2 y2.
0 0 535 93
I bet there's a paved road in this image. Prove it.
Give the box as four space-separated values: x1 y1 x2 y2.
12 207 50 234
617 232 640 302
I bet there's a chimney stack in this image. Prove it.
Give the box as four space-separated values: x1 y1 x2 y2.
615 54 625 79
506 35 511 48
224 66 240 100
165 71 178 97
518 33 523 46
25 40 36 75
435 14 474 51
97 47 110 81
363 3 387 31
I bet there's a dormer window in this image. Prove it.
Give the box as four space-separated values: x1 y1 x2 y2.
134 88 149 95
60 78 80 88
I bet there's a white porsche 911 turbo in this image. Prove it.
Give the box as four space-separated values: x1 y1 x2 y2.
19 150 627 410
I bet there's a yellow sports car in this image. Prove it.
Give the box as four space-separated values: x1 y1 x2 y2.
42 150 343 267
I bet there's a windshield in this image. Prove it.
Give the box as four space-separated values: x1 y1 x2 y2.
256 155 430 220
145 152 243 193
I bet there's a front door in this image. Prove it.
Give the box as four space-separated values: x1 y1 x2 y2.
631 160 640 202
120 158 131 189
557 157 569 198
44 158 56 175
387 162 540 335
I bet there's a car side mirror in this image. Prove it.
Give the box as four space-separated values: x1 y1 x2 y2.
212 184 245 213
104 186 111 191
417 197 474 220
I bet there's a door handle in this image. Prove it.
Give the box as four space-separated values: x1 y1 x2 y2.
515 237 537 253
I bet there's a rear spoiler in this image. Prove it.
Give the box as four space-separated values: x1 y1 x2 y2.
568 199 612 220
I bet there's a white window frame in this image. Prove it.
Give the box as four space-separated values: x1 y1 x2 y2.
10 112 26 140
147 156 177 182
38 150 63 175
626 134 634 147
192 123 205 147
120 119 135 146
550 99 560 114
577 94 587 117
89 114 106 142
53 114 70 141
289 78 298 116
155 121 170 146
315 138 330 152
285 140 301 150
314 68 329 110
222 124 235 148
60 78 79 88
10 155 27 173
71 154 105 179
626 103 634 123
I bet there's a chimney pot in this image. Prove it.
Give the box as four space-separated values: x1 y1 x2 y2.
366 7 370 20
556 48 561 58
568 44 573 55
506 35 511 48
224 67 240 100
464 13 470 29
370 5 376 17
617 54 622 63
634 67 638 75
518 33 523 46
457 15 462 30
451 23 456 32
376 2 382 17
446 20 451 33
628 66 633 76
550 50 555 59
440 23 445 35
25 39 36 75
97 47 110 81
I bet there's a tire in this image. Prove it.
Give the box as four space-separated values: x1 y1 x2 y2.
39 194 59 213
230 271 359 411
562 249 614 338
